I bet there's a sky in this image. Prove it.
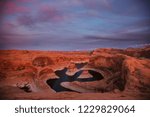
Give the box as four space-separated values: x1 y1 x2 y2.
0 0 150 50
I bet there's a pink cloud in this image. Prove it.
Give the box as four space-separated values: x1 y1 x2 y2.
2 22 16 29
2 1 30 14
17 5 64 26
0 2 4 6
16 0 35 2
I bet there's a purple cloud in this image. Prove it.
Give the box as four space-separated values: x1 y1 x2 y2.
38 5 64 22
0 0 150 50
17 4 64 27
18 15 35 26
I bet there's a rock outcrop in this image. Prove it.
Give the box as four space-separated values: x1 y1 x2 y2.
0 46 150 99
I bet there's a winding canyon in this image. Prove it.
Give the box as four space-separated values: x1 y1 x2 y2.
0 46 150 99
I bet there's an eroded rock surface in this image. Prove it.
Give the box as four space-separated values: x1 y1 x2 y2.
0 46 150 99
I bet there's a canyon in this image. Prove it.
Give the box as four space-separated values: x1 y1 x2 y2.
0 46 150 99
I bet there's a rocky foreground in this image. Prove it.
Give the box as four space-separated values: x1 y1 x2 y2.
0 46 150 100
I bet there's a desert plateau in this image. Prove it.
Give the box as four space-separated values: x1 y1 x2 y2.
0 46 150 100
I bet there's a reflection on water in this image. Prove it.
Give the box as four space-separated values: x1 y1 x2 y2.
46 67 104 92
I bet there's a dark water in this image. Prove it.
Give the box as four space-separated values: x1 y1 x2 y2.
75 63 87 69
46 68 104 92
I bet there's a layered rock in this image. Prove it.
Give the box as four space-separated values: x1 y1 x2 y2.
0 46 150 99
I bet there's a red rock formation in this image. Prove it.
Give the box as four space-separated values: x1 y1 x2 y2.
32 56 54 67
0 46 150 99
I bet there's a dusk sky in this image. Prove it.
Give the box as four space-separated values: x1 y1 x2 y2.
0 0 150 50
